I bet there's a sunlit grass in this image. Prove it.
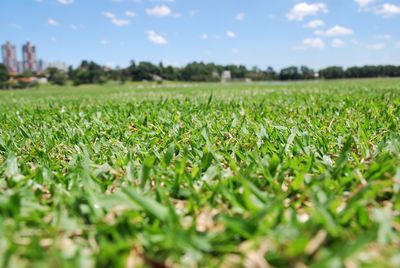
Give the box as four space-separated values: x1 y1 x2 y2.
0 78 399 267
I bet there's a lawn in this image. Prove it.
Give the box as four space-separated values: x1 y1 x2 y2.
0 79 399 267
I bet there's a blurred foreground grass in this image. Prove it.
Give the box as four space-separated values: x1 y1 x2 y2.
0 79 399 267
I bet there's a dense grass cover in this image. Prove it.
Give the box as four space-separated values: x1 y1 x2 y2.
0 79 399 267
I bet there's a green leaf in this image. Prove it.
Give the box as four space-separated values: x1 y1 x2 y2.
123 187 168 221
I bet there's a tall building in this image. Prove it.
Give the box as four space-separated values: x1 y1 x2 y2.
1 42 18 73
37 59 46 73
17 61 24 74
22 42 37 72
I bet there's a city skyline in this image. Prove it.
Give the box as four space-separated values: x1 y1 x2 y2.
2 41 42 73
0 0 400 69
2 41 68 74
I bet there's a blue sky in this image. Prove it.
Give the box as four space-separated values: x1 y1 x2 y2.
1 0 400 69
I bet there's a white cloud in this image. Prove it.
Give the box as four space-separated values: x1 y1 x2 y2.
332 38 344 48
396 42 400 48
235 12 245 21
354 0 375 8
57 0 73 5
287 2 328 21
232 48 240 53
303 37 325 48
111 18 130 26
326 26 353 36
48 18 59 26
100 39 110 45
103 12 130 26
125 10 137 17
366 43 386 49
303 19 325 28
376 3 400 17
227 31 236 38
103 12 116 19
146 30 168 45
316 25 354 36
146 5 172 17
374 34 392 39
201 33 208 40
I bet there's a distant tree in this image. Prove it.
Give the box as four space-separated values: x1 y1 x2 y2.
46 67 67 86
225 64 247 79
181 62 219 82
266 67 277 79
300 66 315 79
21 69 34 78
42 61 400 86
73 68 90 86
345 66 362 78
0 64 9 87
245 66 273 81
106 67 121 81
162 65 180 81
319 66 344 79
124 61 161 81
72 61 107 85
344 65 400 78
382 65 400 77
136 62 160 81
279 66 300 80
125 60 137 81
52 72 68 85
67 66 74 80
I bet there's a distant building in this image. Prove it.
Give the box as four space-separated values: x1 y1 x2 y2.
22 42 37 72
221 70 232 82
1 42 18 73
17 61 24 74
37 59 47 73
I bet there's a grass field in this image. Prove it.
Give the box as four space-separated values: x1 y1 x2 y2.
0 79 400 268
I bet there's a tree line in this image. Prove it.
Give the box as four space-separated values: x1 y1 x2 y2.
1 61 400 88
66 62 400 86
65 61 278 86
